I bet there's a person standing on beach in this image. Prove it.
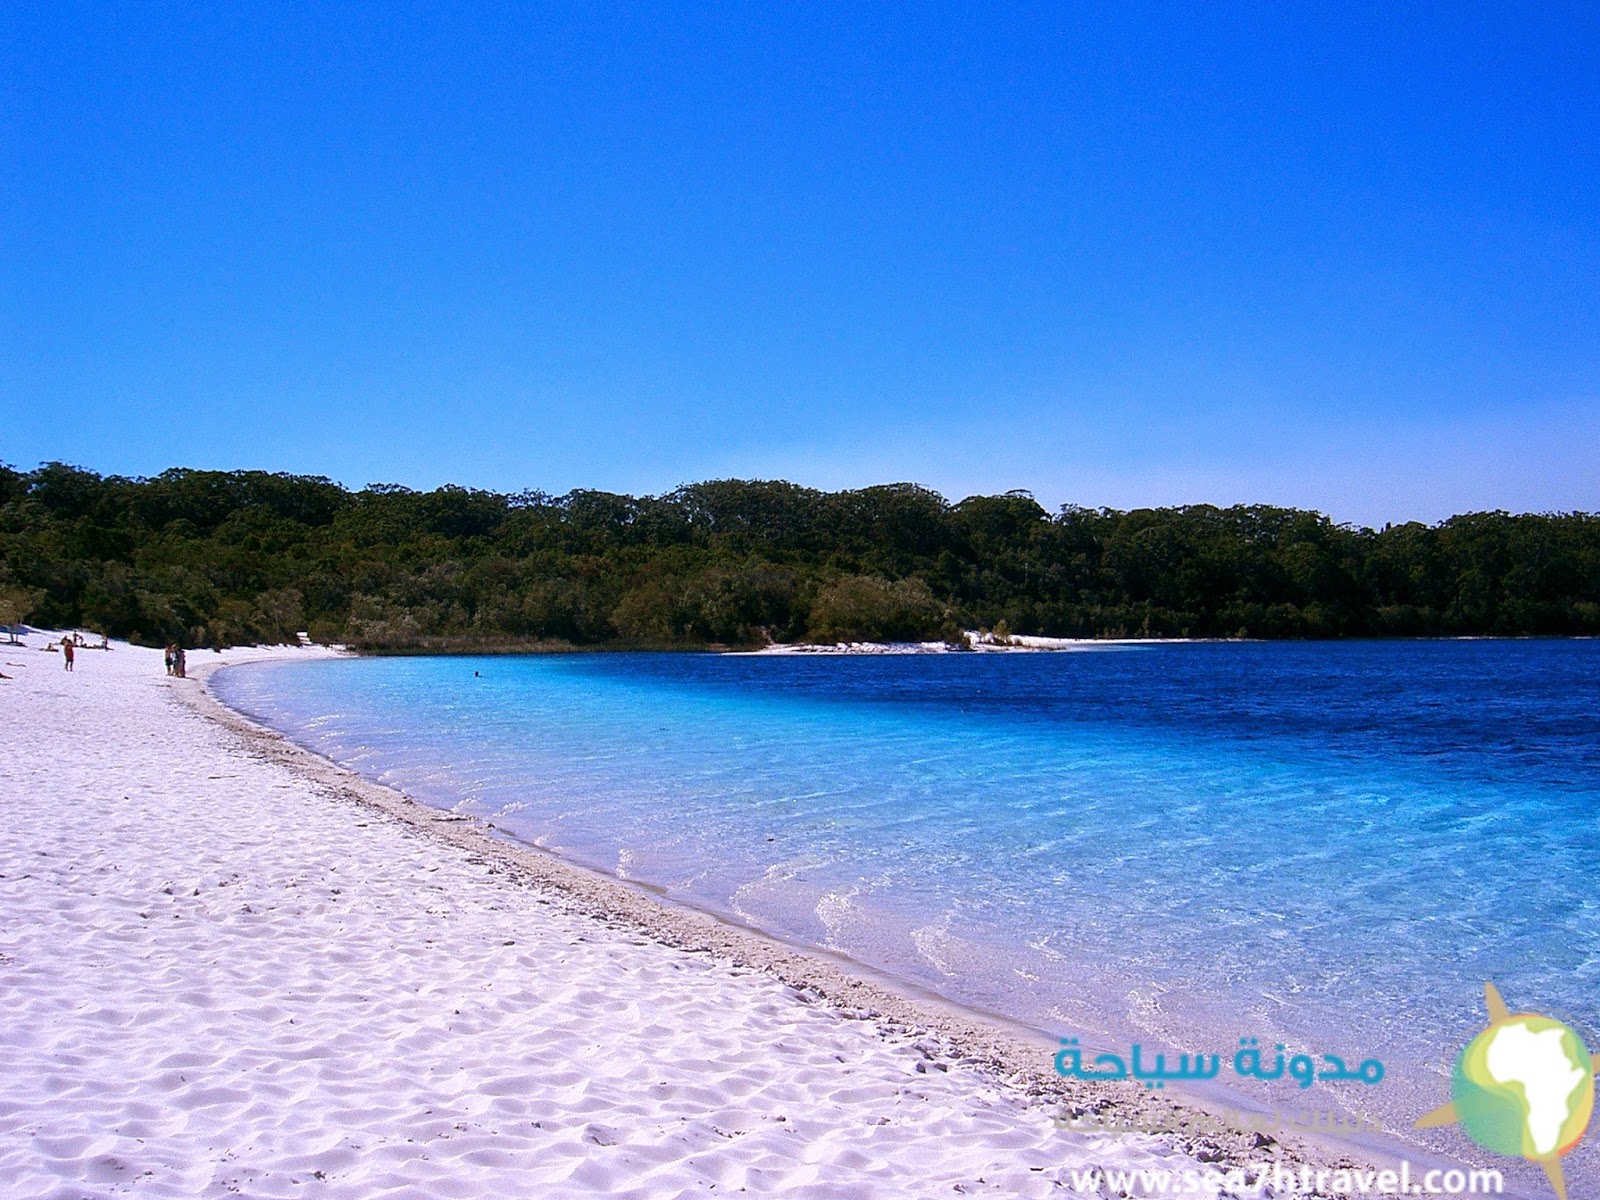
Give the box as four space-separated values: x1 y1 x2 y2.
62 637 74 672
164 643 175 675
174 646 186 678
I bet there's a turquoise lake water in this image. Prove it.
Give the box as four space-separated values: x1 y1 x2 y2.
214 641 1599 1177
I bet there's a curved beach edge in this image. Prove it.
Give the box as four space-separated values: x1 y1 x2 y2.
181 645 1452 1186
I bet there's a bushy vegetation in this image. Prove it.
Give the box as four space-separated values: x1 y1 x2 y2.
2 462 1598 649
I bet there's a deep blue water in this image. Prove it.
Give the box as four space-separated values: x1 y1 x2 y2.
215 641 1600 1147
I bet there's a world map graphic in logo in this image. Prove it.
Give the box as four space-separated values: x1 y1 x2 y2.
1416 984 1596 1200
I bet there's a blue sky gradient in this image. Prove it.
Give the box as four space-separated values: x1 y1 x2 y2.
3 3 1596 525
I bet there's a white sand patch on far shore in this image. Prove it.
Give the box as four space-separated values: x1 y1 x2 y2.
0 634 1330 1198
742 633 1204 654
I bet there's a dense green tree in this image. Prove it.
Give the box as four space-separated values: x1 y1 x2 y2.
1 462 1596 649
807 575 948 643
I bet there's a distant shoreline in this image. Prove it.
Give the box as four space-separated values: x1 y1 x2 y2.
345 631 1596 656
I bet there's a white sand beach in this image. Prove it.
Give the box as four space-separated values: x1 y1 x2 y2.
0 636 1376 1198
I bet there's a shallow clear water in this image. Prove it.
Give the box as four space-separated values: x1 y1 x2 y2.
215 641 1600 1155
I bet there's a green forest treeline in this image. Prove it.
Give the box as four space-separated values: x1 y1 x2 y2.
2 463 1598 649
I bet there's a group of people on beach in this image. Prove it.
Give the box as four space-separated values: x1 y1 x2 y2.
53 631 107 670
45 632 189 675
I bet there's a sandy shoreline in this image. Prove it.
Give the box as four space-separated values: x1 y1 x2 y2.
0 635 1451 1197
740 634 1210 654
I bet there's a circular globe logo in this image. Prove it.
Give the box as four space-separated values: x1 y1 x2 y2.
1453 1015 1593 1159
1418 984 1596 1200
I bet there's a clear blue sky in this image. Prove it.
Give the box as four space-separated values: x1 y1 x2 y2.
3 3 1596 526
